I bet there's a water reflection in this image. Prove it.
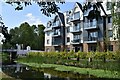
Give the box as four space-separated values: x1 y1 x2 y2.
2 63 94 80
2 63 117 80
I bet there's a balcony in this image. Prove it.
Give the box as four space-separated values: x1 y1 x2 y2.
44 27 52 32
84 37 98 43
84 21 98 30
52 21 61 28
70 28 82 33
71 39 82 44
70 17 80 22
52 41 62 46
52 32 61 37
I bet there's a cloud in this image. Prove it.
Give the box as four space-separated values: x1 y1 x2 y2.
22 13 43 26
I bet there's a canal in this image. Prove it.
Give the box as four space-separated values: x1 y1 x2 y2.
1 53 118 80
2 62 118 80
1 62 95 80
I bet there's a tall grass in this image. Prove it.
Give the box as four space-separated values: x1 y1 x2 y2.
17 51 120 72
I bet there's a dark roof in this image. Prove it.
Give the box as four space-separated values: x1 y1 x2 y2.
96 2 107 16
76 2 83 12
57 12 65 26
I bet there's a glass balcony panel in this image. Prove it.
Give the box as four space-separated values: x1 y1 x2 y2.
88 37 98 41
52 38 62 45
84 20 97 29
52 21 60 27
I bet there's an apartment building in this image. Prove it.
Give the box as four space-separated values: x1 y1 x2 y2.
44 1 119 52
44 12 65 52
64 2 84 52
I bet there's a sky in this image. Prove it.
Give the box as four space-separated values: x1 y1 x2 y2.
1 0 84 30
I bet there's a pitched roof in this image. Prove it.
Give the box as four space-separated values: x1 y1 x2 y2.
76 2 83 12
57 12 65 26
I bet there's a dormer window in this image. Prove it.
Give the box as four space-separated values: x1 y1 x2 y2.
74 11 80 19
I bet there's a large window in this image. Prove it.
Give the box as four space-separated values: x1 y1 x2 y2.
89 32 98 41
74 34 80 40
53 20 60 26
56 20 60 26
74 23 80 30
54 29 60 35
74 12 80 19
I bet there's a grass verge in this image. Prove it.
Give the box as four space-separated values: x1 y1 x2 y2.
17 61 120 79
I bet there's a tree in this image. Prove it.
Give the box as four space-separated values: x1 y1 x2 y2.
6 0 65 17
8 22 45 50
0 15 11 46
111 1 120 49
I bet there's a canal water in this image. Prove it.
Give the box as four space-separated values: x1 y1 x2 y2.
1 53 118 80
1 62 118 80
2 62 95 80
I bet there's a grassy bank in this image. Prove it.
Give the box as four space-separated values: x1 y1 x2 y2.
17 51 120 79
17 61 120 79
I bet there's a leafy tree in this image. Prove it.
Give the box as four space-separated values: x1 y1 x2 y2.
111 1 120 49
9 22 45 50
6 0 65 17
0 15 11 48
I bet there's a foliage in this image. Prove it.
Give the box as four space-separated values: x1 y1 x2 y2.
6 1 65 17
0 15 11 45
0 52 10 62
112 2 120 49
3 22 45 50
17 51 120 71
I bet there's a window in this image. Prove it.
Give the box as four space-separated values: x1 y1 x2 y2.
108 30 113 37
47 39 49 44
74 23 80 30
67 37 70 42
67 27 70 33
56 20 60 26
117 2 120 7
107 2 112 10
88 45 97 52
54 29 60 35
66 17 69 24
108 45 113 51
47 32 50 36
89 32 98 41
74 34 80 40
67 48 70 52
74 12 80 19
108 16 112 23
